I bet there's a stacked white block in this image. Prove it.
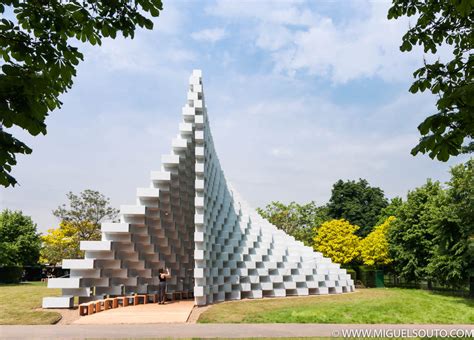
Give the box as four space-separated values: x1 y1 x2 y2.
43 69 353 309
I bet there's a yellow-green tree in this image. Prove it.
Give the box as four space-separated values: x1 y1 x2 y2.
40 221 85 265
359 216 395 267
313 219 360 265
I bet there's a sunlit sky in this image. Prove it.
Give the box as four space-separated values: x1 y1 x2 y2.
1 1 468 233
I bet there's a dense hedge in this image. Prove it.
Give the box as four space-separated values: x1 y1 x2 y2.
355 266 385 288
0 266 23 283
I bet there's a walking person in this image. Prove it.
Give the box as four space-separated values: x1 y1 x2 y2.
158 267 170 304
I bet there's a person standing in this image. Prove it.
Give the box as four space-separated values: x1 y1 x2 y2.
158 267 170 304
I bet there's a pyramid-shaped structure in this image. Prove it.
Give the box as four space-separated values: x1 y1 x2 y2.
43 70 354 308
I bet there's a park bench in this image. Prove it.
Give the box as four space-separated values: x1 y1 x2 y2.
104 297 118 309
182 290 194 299
147 293 158 303
173 291 183 300
94 300 104 313
78 292 163 316
116 296 129 307
125 294 139 306
79 301 95 316
136 294 147 304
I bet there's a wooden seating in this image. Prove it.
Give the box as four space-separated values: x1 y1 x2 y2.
162 290 189 301
147 293 158 303
173 291 183 300
116 296 129 307
104 297 117 310
126 295 139 306
79 302 95 316
78 292 170 316
94 300 104 313
182 290 194 299
136 294 147 304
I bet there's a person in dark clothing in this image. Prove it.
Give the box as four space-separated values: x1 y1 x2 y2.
158 268 170 304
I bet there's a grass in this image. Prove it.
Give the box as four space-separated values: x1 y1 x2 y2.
0 281 62 325
198 288 474 324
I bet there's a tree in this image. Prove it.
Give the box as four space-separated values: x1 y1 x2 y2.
327 179 388 237
359 216 395 267
257 201 330 247
387 180 443 283
388 1 473 161
0 0 163 187
313 219 361 265
41 189 117 264
0 209 41 267
40 221 83 265
53 189 118 240
428 158 474 289
376 197 403 225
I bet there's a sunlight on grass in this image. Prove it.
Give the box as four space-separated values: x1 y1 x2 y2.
0 281 62 325
198 288 474 324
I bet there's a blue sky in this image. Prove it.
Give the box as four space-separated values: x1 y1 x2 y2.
1 0 469 233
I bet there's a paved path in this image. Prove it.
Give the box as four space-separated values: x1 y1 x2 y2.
1 324 472 339
73 300 195 324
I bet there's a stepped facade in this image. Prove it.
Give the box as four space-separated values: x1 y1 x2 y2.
43 70 354 308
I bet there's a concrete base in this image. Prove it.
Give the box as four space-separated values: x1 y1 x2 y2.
42 296 74 309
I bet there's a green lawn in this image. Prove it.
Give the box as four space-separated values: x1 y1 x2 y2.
0 281 62 325
198 288 474 324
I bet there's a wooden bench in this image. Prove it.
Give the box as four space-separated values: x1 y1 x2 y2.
147 293 158 303
182 290 194 299
94 300 104 313
173 291 183 300
136 294 147 304
116 296 129 307
79 293 152 317
165 292 173 301
125 295 139 306
104 297 118 310
79 301 95 316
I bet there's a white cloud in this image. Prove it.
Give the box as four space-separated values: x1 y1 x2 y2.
84 30 195 74
270 147 293 158
283 3 420 83
207 0 315 26
207 1 426 84
191 28 227 43
152 2 183 35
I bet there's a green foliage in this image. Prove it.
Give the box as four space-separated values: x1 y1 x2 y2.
387 180 443 282
0 266 23 283
40 189 117 265
327 178 388 236
0 0 163 187
257 201 329 247
0 209 41 267
52 189 118 240
376 197 403 225
388 0 474 161
313 219 361 265
428 158 474 288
